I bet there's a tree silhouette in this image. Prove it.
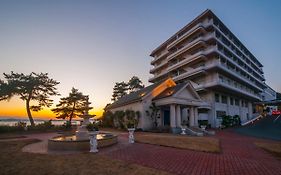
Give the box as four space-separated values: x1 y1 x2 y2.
128 76 144 93
111 81 128 101
52 87 91 124
0 72 60 126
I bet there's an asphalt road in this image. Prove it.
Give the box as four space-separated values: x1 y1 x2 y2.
235 115 281 141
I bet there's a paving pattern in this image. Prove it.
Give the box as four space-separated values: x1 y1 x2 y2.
13 130 281 175
100 131 281 175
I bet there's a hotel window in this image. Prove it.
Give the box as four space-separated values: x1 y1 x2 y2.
219 75 224 82
230 97 234 105
245 101 248 108
235 99 239 106
215 93 220 103
221 95 227 104
216 111 226 119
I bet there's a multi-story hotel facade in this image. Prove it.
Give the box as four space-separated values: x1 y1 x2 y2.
149 9 271 127
108 9 275 130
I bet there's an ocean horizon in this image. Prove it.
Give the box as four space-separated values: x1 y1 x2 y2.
0 116 82 126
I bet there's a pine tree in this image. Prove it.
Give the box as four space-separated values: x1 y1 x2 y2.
128 76 144 93
111 81 128 101
0 72 60 126
52 88 92 123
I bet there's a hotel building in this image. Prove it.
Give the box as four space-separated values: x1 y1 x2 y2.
149 9 270 127
108 9 275 130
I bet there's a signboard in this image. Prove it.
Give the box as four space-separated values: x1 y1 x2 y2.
272 110 281 115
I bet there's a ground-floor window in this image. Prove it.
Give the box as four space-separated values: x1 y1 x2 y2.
216 110 226 119
235 99 239 106
215 93 220 102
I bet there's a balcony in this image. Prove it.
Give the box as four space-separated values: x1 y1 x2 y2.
172 66 206 82
167 46 216 72
215 37 265 82
193 79 262 100
218 62 264 92
167 21 212 50
216 47 266 87
217 79 262 100
167 33 215 61
150 60 168 73
213 25 263 73
151 50 169 64
148 71 167 83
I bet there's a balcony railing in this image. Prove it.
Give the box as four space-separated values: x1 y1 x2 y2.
213 25 263 73
167 32 215 61
151 50 169 64
150 60 168 73
215 36 265 81
167 46 216 72
216 46 265 87
218 62 263 92
167 21 212 50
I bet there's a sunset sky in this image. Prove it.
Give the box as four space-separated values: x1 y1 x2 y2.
0 0 281 119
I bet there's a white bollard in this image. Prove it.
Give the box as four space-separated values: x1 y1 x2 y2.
128 128 135 143
89 131 99 153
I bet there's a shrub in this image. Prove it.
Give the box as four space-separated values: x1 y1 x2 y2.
86 123 99 131
233 115 241 126
28 120 54 131
0 122 27 133
221 115 231 128
221 115 241 128
198 120 208 127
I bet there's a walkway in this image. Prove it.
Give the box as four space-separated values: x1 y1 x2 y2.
101 131 281 175
7 130 281 175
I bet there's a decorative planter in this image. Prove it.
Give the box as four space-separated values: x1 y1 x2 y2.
181 127 186 135
200 125 206 130
89 131 99 153
128 128 135 144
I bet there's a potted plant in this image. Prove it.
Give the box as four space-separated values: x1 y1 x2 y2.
86 123 99 131
199 120 208 130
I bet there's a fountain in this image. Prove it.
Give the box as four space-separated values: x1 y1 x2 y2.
48 97 118 152
75 97 95 140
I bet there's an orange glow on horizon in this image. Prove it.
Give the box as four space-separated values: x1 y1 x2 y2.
0 98 104 119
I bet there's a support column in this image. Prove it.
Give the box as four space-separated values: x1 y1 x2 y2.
227 96 230 115
170 104 176 128
248 102 253 119
176 105 181 127
189 107 195 127
194 107 198 127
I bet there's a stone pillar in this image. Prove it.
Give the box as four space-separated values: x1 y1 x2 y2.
227 96 230 115
194 107 199 127
239 99 243 122
170 104 176 128
176 105 181 127
189 107 195 127
248 102 253 119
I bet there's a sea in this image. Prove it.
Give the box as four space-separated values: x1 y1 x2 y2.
0 117 82 126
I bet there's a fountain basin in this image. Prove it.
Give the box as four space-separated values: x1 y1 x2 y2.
48 132 118 151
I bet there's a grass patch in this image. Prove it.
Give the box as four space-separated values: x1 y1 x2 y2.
0 139 170 175
135 133 220 153
255 142 281 159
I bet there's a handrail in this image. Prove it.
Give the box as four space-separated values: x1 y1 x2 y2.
241 115 263 126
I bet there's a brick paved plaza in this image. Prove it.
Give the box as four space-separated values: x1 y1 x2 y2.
100 131 281 175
